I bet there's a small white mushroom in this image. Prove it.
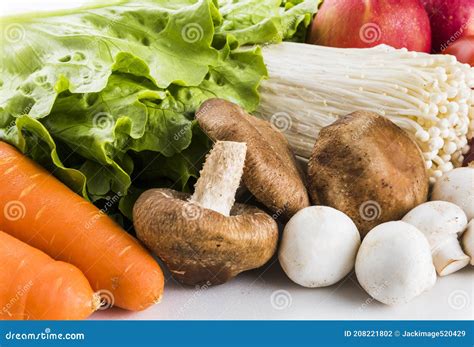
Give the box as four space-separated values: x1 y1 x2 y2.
432 167 474 220
462 220 474 265
402 201 469 276
279 206 360 288
355 221 436 305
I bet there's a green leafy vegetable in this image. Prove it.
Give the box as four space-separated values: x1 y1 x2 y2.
216 0 318 45
0 0 317 221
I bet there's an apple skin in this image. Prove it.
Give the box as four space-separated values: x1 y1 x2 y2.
422 0 474 53
463 138 474 167
442 36 474 66
307 0 432 53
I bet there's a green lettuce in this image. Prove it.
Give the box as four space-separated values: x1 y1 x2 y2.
216 0 318 45
0 0 316 220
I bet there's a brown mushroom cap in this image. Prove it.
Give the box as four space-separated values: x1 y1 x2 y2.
196 98 309 219
133 188 278 286
307 111 429 237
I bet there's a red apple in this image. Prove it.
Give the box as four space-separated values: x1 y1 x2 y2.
307 0 432 52
422 0 474 53
463 138 474 167
443 36 474 66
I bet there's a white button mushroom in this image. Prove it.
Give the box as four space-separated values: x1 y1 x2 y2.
402 201 469 276
462 220 474 266
278 206 360 288
355 221 436 305
432 167 474 220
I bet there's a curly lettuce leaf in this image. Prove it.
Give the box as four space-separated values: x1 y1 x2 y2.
0 0 315 221
216 0 319 45
13 116 90 196
0 0 220 121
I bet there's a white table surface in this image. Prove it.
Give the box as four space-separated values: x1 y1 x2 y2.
3 0 473 322
90 260 474 320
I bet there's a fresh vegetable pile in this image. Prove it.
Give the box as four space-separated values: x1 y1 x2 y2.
0 0 317 219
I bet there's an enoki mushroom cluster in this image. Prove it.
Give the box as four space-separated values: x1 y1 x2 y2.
258 42 474 182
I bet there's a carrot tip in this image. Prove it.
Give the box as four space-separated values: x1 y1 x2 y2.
154 294 163 305
92 292 102 312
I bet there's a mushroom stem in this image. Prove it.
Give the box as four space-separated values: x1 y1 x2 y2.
190 141 247 216
462 220 474 266
432 237 471 276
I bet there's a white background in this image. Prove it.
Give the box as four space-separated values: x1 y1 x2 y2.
2 0 473 320
91 262 473 320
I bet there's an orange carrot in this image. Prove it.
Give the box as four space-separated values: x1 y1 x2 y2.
0 142 164 311
0 231 98 320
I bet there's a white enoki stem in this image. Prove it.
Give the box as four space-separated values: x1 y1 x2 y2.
258 42 474 182
190 141 247 216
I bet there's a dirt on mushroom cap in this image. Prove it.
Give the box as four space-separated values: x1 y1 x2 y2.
196 98 310 219
133 189 278 286
307 111 429 237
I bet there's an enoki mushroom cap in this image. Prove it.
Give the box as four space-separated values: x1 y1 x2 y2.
133 189 278 286
196 98 310 219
